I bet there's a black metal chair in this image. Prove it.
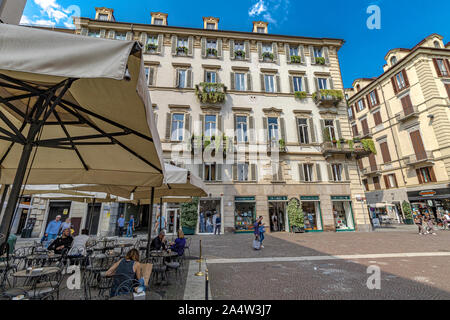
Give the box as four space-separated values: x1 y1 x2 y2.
165 255 182 285
110 273 140 298
147 256 167 285
184 238 191 257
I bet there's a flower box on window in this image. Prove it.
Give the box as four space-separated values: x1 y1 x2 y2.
315 57 326 65
313 89 343 107
294 91 308 100
234 50 246 59
262 52 274 61
291 55 302 64
146 43 158 52
176 46 188 55
206 48 218 57
195 82 227 103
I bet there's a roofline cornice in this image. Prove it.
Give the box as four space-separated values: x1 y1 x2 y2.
75 17 345 47
348 46 450 104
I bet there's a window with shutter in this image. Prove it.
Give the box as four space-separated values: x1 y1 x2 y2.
362 179 369 191
400 95 414 115
352 124 359 137
361 119 369 136
446 83 450 99
409 130 426 161
373 111 382 126
433 58 449 77
383 175 390 189
373 176 381 190
379 142 392 163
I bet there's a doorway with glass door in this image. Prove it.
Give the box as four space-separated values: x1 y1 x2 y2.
268 197 288 232
165 207 180 236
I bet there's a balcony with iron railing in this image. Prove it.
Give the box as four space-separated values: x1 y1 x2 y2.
195 83 227 104
361 164 382 176
321 140 372 158
396 105 419 122
312 89 344 107
361 128 373 139
404 151 435 166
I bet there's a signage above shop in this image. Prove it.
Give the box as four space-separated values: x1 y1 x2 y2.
235 197 255 202
419 190 436 197
268 196 287 201
300 196 320 201
331 196 351 201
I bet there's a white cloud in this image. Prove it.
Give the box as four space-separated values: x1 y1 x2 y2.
20 0 75 28
249 0 267 16
248 0 291 26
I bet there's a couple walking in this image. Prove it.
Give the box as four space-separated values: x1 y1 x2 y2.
253 216 266 250
414 214 436 235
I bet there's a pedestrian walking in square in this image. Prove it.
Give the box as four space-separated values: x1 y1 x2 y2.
414 214 425 235
117 214 125 237
214 212 221 235
425 216 437 235
259 223 266 248
126 215 135 237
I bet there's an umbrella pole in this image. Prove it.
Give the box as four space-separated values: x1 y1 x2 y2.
0 184 10 224
146 187 155 259
159 197 162 234
0 143 34 254
88 199 96 236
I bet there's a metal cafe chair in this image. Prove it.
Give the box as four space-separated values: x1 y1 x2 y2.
184 238 192 257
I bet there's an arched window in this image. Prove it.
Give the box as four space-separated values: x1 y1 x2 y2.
390 56 397 65
434 41 441 48
356 84 361 91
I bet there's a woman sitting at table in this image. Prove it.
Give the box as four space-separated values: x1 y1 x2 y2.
169 229 186 256
106 248 144 297
47 228 73 255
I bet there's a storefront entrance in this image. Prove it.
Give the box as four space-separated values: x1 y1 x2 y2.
85 203 101 236
300 196 323 232
199 199 221 234
45 201 71 233
268 196 288 232
332 196 355 231
165 208 180 235
235 197 256 233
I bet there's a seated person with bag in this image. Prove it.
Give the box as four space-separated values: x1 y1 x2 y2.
47 228 73 254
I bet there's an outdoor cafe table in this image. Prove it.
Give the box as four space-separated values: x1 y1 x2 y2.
12 267 60 298
26 253 62 267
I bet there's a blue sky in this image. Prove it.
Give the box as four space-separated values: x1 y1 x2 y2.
21 0 450 88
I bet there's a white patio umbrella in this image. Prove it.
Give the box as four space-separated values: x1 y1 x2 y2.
0 24 165 252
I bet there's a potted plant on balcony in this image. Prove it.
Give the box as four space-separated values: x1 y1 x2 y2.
262 52 274 61
290 55 302 64
278 139 286 151
146 43 158 52
294 91 308 100
402 201 414 225
180 197 199 235
195 83 227 103
206 48 218 57
288 198 305 233
361 139 377 154
234 50 246 59
176 46 188 55
323 129 331 142
315 57 326 65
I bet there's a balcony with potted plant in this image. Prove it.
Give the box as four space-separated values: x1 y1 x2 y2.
195 82 227 104
206 48 218 57
234 50 246 60
315 57 326 65
294 91 308 101
146 43 158 53
313 89 343 107
321 131 375 159
267 139 287 154
262 52 274 62
290 55 302 64
176 46 188 56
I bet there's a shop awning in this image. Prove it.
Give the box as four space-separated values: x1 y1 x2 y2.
369 203 395 208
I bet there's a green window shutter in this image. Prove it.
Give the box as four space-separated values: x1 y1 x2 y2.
285 44 291 63
230 72 235 90
188 36 194 56
157 34 163 54
165 113 172 140
329 77 334 90
184 114 191 139
260 74 265 92
249 116 255 143
324 46 330 64
200 115 205 134
257 42 263 61
295 118 300 143
309 46 315 64
309 118 316 143
280 118 286 142
273 43 279 62
299 45 306 64
316 164 322 182
204 70 208 83
186 69 192 88
251 164 257 181
314 77 319 93
244 41 251 61
232 164 237 181
140 33 148 52
175 68 179 88
335 120 342 139
276 75 281 93
149 67 154 86
247 73 252 91
218 115 223 134
304 76 310 93
289 75 294 93
217 39 223 58
327 164 333 182
298 164 305 182
233 115 237 142
171 35 177 56
201 37 207 58
344 164 350 181
230 40 235 60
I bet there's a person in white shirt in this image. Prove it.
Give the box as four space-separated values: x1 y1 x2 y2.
68 229 90 256
443 211 450 230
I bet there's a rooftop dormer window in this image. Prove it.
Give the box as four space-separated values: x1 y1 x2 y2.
391 56 398 65
257 27 265 33
98 14 108 21
434 41 441 48
154 18 163 25
206 23 215 30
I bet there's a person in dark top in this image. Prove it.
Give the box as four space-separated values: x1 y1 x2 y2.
47 228 73 254
414 214 425 235
169 229 186 256
150 231 167 251
214 212 221 235
106 248 142 297
253 216 263 240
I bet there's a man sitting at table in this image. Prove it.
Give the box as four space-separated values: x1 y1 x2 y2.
150 231 167 251
48 228 73 255
68 229 90 257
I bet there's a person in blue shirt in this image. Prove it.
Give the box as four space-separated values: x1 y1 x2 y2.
117 214 125 237
169 229 186 256
259 223 266 248
44 215 62 248
154 211 166 233
126 215 135 237
214 212 221 235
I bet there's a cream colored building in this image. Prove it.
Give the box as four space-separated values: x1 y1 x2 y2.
346 34 450 223
16 7 372 236
0 0 27 24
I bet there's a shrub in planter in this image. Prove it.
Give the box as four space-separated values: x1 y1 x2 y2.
290 55 302 64
294 91 308 100
288 199 304 233
146 43 158 52
361 139 377 155
180 197 199 234
402 201 414 224
234 50 246 59
315 57 326 65
176 46 188 55
262 52 274 61
207 48 218 56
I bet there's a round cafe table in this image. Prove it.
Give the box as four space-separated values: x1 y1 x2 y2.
149 251 178 259
12 267 60 299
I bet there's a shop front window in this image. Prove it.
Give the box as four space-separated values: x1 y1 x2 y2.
301 197 322 231
268 196 287 232
332 197 355 231
198 199 221 234
234 197 256 232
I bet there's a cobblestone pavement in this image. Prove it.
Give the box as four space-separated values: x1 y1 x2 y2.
183 230 450 300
